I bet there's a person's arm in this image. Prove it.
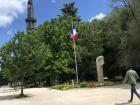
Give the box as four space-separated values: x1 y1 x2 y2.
123 72 129 84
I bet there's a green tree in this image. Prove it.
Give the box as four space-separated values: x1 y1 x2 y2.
61 2 81 21
76 20 105 80
103 0 140 78
35 2 82 84
0 31 48 96
38 16 75 84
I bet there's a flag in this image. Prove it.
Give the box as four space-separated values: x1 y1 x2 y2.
71 25 77 41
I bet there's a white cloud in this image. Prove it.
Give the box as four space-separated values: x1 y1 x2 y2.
7 29 17 36
89 13 106 22
0 0 27 27
7 30 13 36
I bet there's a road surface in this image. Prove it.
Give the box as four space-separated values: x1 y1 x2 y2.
0 84 140 105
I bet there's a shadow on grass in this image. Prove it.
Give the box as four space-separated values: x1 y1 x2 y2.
115 102 140 105
0 94 32 101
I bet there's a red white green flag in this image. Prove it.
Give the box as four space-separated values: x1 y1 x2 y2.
71 25 77 41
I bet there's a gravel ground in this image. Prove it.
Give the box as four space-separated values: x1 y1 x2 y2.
0 84 140 105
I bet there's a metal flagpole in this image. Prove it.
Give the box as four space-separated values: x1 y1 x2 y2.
71 21 79 85
73 40 78 85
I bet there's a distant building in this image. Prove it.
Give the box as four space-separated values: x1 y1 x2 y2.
25 0 36 31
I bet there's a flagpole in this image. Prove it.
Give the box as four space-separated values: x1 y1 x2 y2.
73 41 79 85
71 21 79 85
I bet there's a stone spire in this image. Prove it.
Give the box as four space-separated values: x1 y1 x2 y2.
25 0 36 31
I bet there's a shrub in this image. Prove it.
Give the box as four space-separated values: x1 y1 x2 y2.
80 81 88 88
51 83 77 90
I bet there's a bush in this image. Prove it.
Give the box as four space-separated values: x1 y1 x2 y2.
51 83 78 90
80 81 88 88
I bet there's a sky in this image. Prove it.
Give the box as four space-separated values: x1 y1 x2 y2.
0 0 112 47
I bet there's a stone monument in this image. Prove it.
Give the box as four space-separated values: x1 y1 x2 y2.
96 56 104 84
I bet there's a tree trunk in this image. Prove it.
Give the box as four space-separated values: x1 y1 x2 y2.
13 82 16 91
20 72 24 96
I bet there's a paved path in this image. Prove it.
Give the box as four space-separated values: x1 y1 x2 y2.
0 84 140 105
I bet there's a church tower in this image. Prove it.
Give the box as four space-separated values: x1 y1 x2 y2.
25 0 36 31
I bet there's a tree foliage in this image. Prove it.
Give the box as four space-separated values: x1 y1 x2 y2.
0 31 48 96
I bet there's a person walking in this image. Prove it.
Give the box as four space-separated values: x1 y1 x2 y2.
123 66 140 103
